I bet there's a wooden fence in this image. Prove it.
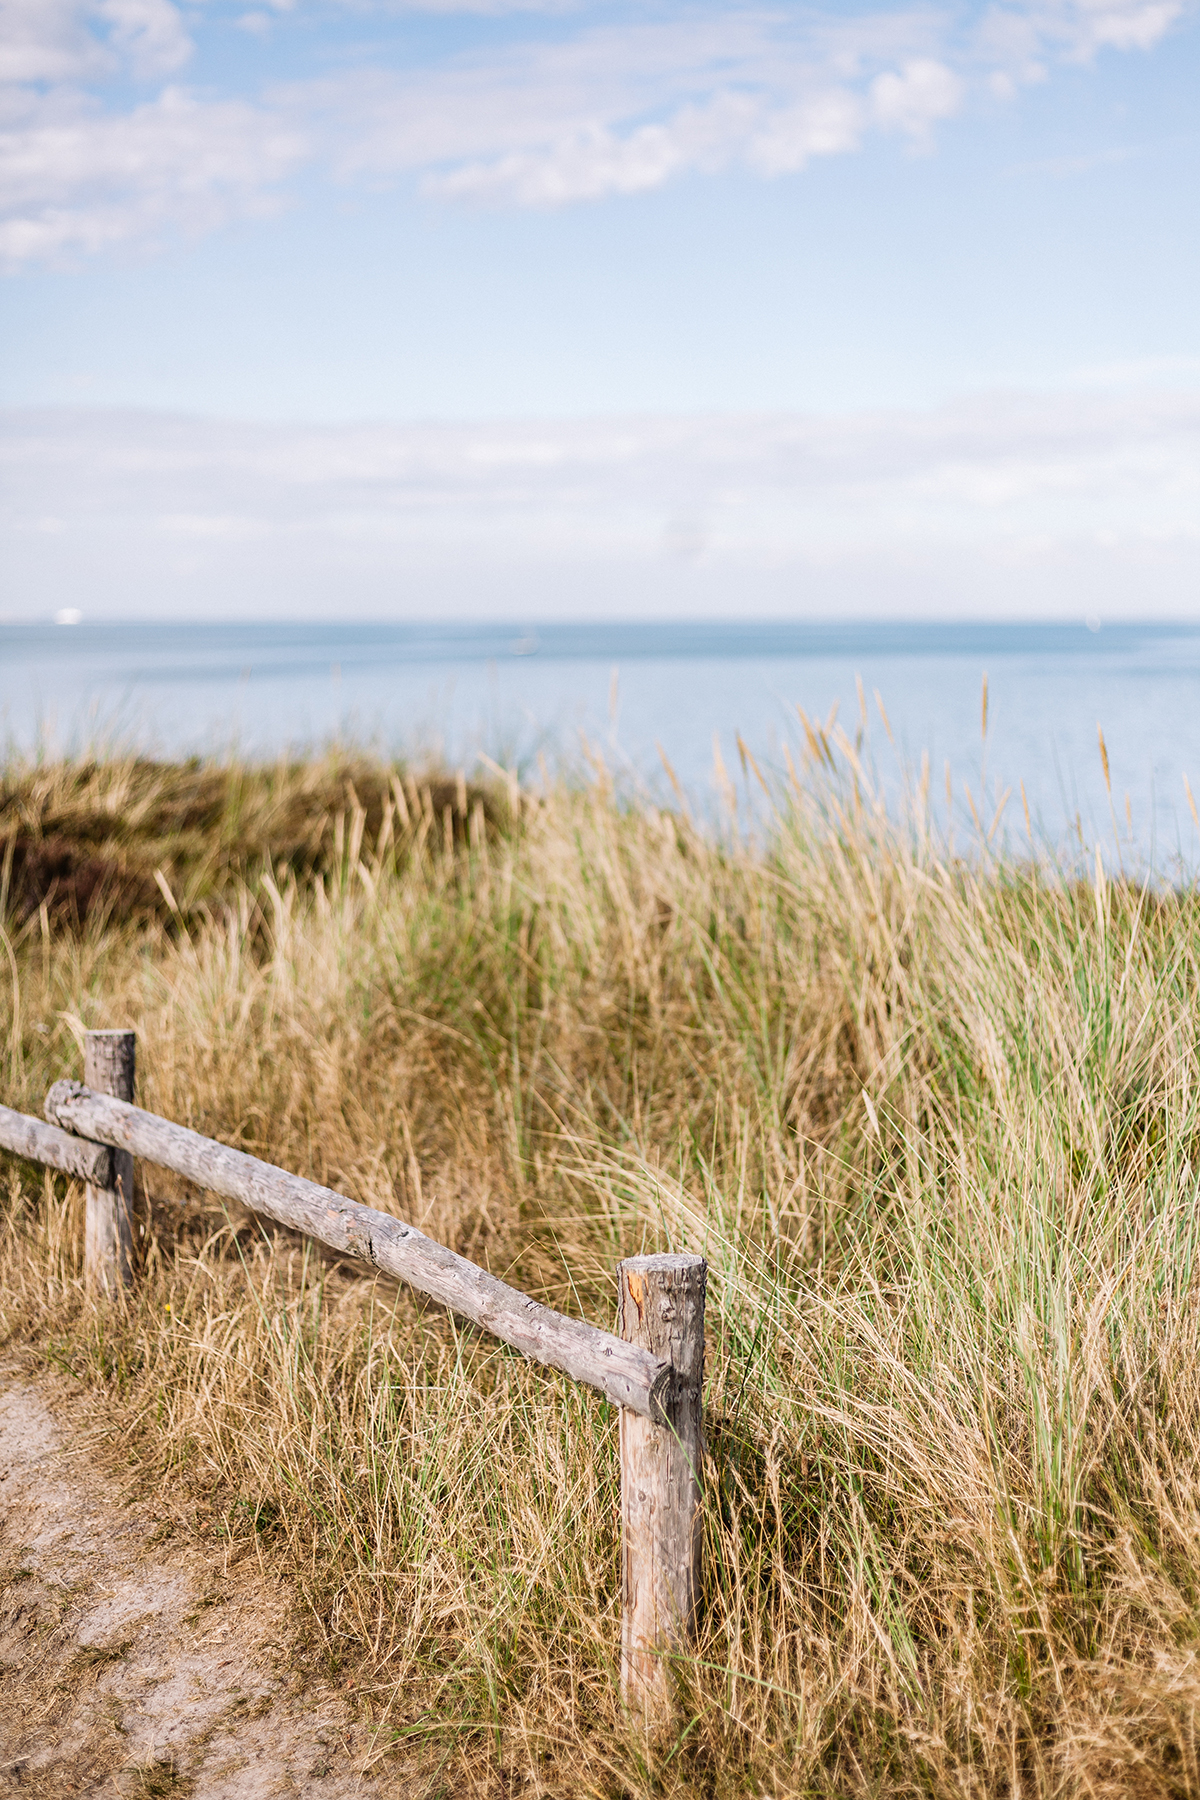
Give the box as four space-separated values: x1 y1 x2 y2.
1 1029 705 1716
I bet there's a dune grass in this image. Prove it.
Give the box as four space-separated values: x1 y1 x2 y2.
2 741 1200 1796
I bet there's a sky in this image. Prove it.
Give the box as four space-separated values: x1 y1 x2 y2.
1 0 1199 619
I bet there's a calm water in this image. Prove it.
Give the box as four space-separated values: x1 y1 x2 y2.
3 618 1199 863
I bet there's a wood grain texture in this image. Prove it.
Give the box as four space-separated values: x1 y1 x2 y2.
83 1031 136 1293
0 1103 113 1186
45 1080 672 1420
618 1253 706 1715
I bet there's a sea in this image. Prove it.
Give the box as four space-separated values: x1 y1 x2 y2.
2 618 1199 867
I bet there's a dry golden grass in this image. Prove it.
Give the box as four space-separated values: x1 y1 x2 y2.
3 741 1200 1796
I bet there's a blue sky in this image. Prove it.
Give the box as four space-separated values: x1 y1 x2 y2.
1 0 1199 617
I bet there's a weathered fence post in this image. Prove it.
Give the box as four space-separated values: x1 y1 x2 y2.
617 1251 706 1716
83 1030 136 1293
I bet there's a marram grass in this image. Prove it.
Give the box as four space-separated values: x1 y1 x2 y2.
2 746 1200 1796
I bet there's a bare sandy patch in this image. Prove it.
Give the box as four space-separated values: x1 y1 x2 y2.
0 1369 406 1800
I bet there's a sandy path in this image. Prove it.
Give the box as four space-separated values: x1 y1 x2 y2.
0 1370 404 1799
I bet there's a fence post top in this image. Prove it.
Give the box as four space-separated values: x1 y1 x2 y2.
618 1252 705 1276
84 1028 136 1040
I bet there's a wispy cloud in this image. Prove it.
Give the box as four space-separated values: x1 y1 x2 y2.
0 88 308 264
0 0 192 84
0 0 1190 267
4 387 1199 616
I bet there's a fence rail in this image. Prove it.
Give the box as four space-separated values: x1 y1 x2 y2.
0 1102 113 1186
4 1030 706 1716
45 1077 672 1421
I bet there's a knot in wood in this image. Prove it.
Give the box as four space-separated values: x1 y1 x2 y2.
45 1079 86 1128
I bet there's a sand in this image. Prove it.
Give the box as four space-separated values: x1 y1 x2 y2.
0 1366 403 1799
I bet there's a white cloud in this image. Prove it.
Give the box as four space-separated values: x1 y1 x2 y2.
871 58 964 141
324 13 965 203
0 0 1192 265
0 0 108 85
747 90 864 176
432 125 680 205
3 387 1199 618
94 0 192 78
0 0 191 84
289 2 1192 208
1050 0 1185 54
979 0 1185 64
0 87 308 264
